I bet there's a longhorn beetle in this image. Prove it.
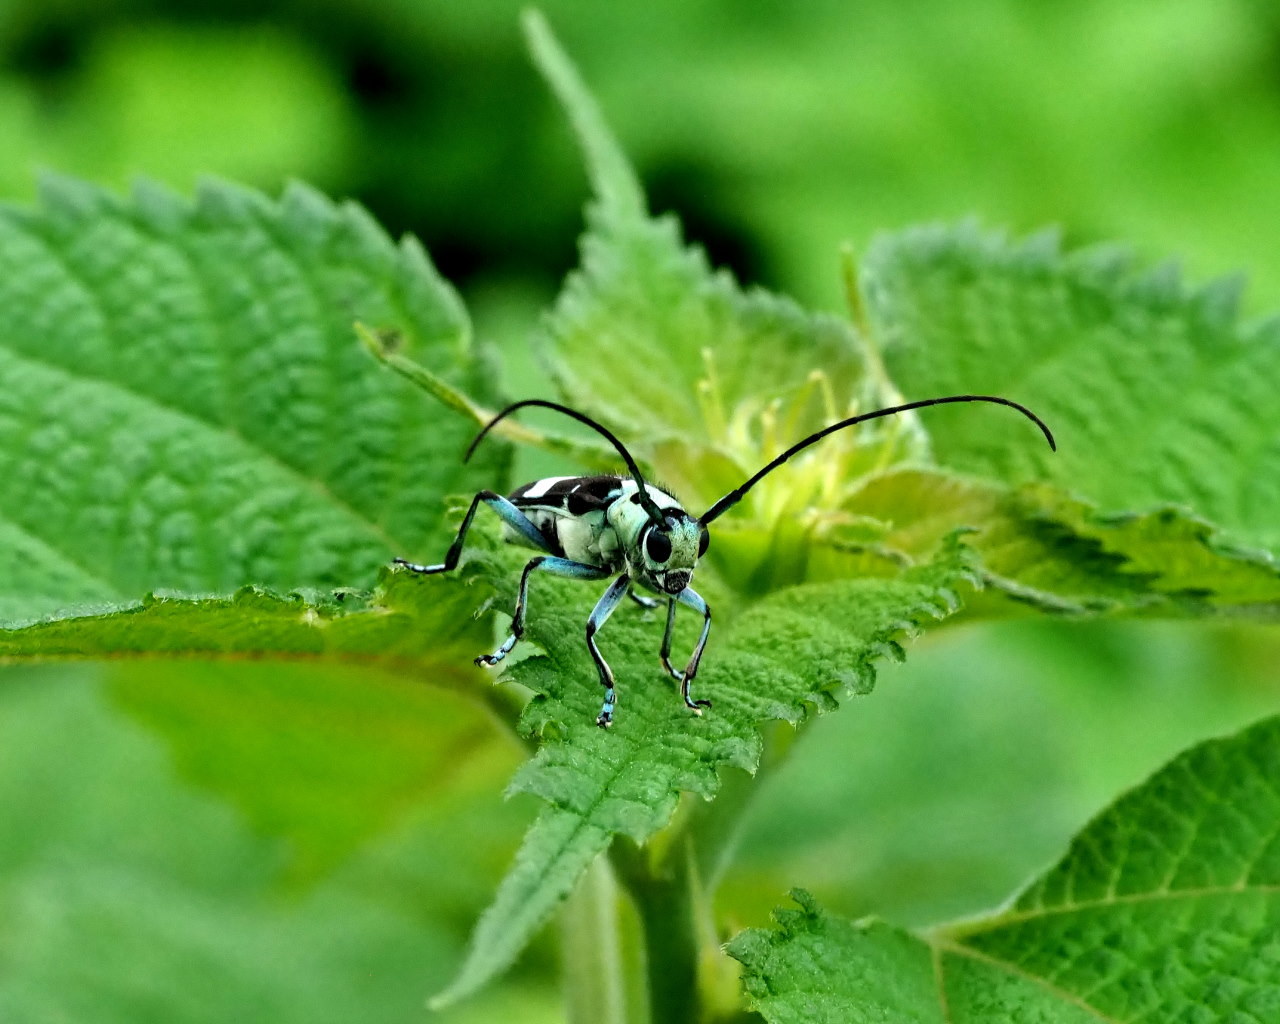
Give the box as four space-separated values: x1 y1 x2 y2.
396 396 1055 728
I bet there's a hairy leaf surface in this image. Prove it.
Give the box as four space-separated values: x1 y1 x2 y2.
0 174 510 866
0 174 505 625
845 470 1280 616
863 224 1280 559
729 714 1280 1021
526 11 887 519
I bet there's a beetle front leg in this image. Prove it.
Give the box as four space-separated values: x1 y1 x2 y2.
658 597 682 680
675 587 713 714
586 574 632 728
628 588 662 611
476 556 611 668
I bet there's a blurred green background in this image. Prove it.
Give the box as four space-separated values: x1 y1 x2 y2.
1 1 1278 1020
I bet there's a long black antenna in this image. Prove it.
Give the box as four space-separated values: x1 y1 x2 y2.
466 399 667 525
699 394 1056 525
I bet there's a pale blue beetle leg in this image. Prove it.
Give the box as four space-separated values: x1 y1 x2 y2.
586 573 633 728
658 597 683 680
675 587 713 713
628 589 662 611
476 556 612 668
394 490 551 574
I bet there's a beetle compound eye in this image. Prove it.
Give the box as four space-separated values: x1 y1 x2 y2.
645 529 672 563
698 526 709 557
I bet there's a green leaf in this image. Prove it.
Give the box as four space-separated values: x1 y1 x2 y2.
0 173 505 625
107 656 521 885
526 11 887 524
432 538 976 1007
862 223 1280 567
0 666 554 1024
0 571 483 676
729 713 1280 1021
0 570 514 861
844 470 1280 615
0 174 515 868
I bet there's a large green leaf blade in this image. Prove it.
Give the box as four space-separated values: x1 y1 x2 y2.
729 714 1280 1021
0 572 484 671
0 173 504 624
432 540 976 1007
0 173 512 869
862 224 1280 557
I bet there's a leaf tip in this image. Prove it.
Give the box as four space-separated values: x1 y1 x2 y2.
787 887 820 917
521 4 645 220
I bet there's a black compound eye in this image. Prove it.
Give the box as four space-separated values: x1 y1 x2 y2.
645 528 672 563
698 526 710 557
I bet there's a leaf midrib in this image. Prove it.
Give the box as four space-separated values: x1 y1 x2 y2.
932 937 1125 1024
949 880 1280 934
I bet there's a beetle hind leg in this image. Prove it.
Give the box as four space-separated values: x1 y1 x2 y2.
476 556 612 669
395 490 551 576
657 597 683 680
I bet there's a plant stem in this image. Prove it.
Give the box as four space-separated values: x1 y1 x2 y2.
617 838 702 1024
605 721 805 1023
561 855 648 1024
682 720 799 892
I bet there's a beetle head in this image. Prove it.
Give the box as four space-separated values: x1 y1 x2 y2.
633 512 710 595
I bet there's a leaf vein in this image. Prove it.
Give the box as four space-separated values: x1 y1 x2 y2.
934 938 1126 1024
2 213 402 553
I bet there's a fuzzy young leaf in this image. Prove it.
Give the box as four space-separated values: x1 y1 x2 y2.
0 174 505 626
862 224 1280 567
729 714 1280 1021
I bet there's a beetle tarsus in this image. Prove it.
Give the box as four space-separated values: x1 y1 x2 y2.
684 693 712 715
394 558 441 574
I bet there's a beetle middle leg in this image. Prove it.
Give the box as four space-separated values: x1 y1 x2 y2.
671 587 713 714
586 574 632 728
475 556 611 668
